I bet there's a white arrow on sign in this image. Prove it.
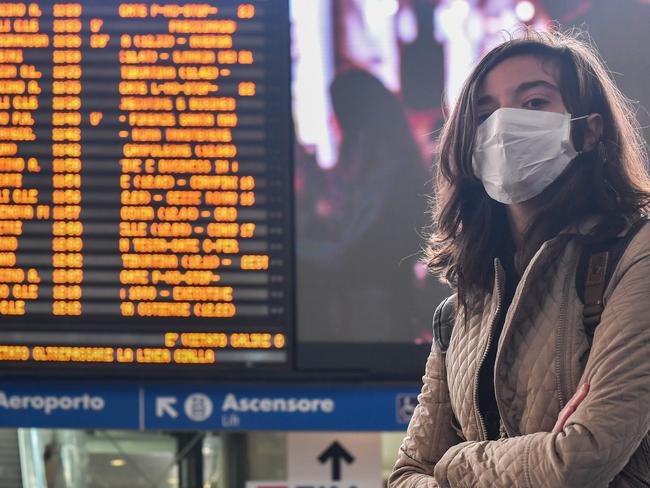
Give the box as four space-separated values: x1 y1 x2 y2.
156 397 178 418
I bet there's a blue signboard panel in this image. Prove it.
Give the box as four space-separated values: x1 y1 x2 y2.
0 383 140 429
143 385 420 431
0 382 420 431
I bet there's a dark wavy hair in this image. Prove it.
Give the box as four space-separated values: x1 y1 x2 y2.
426 30 650 316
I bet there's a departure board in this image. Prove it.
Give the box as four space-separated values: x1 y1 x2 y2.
0 0 293 374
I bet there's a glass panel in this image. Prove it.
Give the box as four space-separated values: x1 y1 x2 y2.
246 432 287 482
202 433 223 488
84 430 178 488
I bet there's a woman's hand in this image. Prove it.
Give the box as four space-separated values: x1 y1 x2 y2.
552 383 590 433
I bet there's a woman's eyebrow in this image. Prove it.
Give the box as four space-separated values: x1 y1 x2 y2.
476 80 558 107
514 79 559 96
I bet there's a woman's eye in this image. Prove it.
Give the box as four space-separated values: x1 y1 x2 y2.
523 98 549 109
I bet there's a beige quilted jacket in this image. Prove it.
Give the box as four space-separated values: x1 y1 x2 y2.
390 221 650 487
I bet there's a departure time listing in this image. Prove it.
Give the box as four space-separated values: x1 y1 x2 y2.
0 1 292 370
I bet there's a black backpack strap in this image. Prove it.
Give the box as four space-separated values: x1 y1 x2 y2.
433 294 457 354
582 251 609 328
577 217 648 338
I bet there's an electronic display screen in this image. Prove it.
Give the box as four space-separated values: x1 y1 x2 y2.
0 0 293 373
290 0 650 377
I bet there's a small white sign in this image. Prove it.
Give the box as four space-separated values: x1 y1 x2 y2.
155 396 178 418
184 393 213 422
287 432 382 487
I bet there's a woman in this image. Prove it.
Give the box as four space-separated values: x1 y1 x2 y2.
389 30 650 487
298 68 433 342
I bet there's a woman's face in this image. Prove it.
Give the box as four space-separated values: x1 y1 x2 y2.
476 55 568 125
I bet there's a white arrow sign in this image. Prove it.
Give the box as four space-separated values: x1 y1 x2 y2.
156 396 178 418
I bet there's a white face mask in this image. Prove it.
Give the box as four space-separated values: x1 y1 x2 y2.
472 108 587 204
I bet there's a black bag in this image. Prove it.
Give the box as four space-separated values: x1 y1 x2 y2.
432 295 456 353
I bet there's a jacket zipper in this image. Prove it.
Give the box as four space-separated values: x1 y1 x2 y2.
473 260 504 441
492 240 554 436
555 253 573 410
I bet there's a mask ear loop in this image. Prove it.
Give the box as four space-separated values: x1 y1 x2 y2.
571 114 590 156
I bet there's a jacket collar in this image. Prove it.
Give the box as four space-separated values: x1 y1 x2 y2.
555 212 646 241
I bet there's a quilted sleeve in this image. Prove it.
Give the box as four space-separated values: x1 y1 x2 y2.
432 248 650 488
388 344 464 488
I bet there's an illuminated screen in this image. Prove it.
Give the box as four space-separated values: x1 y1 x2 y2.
292 0 650 376
0 0 293 373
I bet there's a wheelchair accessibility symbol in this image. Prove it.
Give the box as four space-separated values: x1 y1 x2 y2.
396 394 418 423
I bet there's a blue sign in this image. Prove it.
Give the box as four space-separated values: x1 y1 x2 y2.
0 382 419 431
143 384 420 431
0 382 140 429
396 393 419 424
